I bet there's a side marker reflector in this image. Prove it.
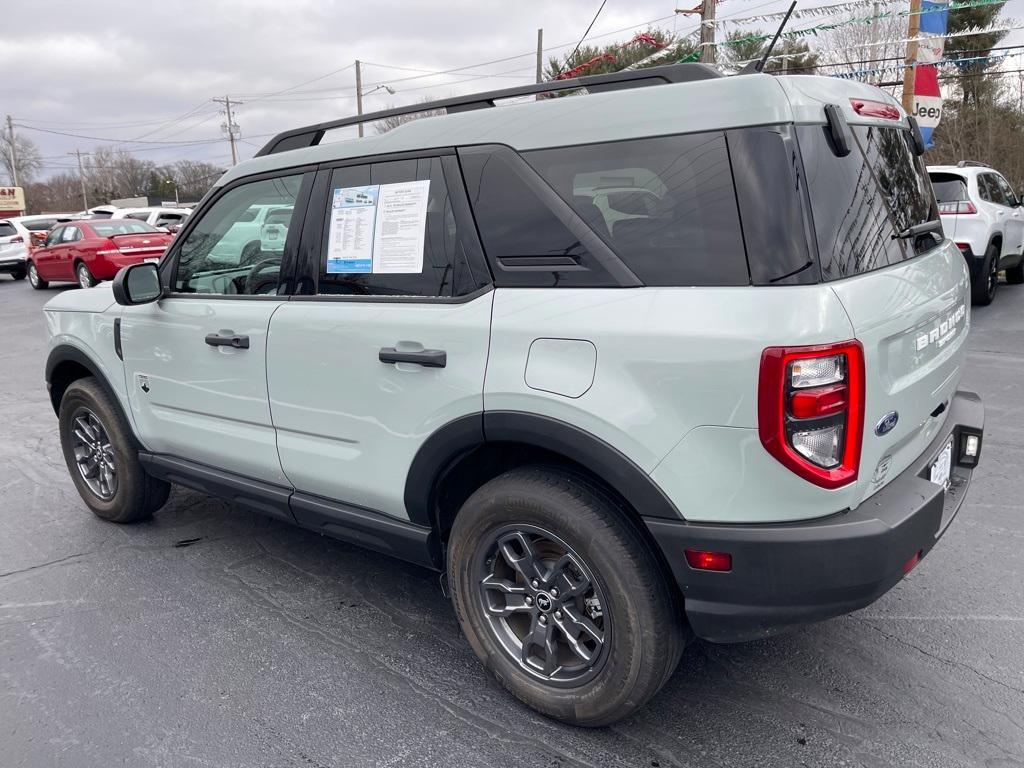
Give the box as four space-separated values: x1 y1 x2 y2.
684 549 732 572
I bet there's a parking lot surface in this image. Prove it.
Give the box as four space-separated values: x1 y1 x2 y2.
1 278 1022 768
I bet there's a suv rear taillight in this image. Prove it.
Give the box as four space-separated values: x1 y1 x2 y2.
938 201 977 215
9 235 23 243
758 341 865 489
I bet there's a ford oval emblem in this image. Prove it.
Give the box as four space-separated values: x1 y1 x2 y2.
875 411 899 436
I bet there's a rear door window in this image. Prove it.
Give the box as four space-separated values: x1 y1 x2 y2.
994 174 1020 206
796 124 940 280
0 222 17 238
524 131 750 286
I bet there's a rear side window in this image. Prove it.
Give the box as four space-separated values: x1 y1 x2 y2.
525 132 749 286
24 219 57 231
315 156 487 298
929 173 968 202
92 221 160 236
797 124 940 281
0 222 17 237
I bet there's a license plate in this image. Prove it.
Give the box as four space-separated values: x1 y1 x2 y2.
929 439 953 487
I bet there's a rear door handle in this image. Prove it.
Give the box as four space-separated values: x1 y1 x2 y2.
205 331 250 349
379 347 446 368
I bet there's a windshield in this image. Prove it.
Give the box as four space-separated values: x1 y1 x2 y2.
91 221 161 236
797 124 940 281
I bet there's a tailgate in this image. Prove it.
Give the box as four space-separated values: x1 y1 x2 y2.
830 242 970 508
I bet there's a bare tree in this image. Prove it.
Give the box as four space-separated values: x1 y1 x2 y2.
0 133 43 185
373 97 446 135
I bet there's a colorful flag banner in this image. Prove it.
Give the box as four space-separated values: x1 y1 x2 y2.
913 0 950 147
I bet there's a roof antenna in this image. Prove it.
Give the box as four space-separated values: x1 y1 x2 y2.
739 1 797 75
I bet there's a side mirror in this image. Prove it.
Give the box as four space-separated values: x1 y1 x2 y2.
113 262 162 306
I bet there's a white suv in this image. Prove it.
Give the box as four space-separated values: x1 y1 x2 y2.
928 162 1024 305
42 66 985 726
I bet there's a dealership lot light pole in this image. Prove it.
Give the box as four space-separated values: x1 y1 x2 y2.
68 149 89 209
5 115 18 187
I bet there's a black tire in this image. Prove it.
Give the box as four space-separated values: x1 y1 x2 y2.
27 261 48 290
971 243 1000 305
1006 255 1024 285
76 261 96 289
11 267 26 280
58 378 170 523
448 466 686 727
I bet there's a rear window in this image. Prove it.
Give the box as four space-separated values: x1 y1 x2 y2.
525 132 749 286
929 173 968 202
23 219 57 231
797 125 940 281
91 221 161 236
0 222 17 237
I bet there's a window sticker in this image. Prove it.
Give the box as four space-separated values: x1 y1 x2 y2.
326 180 430 274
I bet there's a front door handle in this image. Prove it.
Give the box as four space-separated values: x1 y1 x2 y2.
205 331 250 349
379 347 446 368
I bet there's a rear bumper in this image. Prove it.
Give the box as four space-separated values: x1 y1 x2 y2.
646 389 984 643
0 255 27 273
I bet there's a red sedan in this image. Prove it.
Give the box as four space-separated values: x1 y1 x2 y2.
28 219 173 290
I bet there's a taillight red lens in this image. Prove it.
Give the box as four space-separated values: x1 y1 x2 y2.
790 383 848 419
938 201 977 215
10 235 23 243
684 549 732 572
849 98 901 120
758 341 865 489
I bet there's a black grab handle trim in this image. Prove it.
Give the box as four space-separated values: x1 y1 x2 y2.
379 347 447 368
205 333 250 349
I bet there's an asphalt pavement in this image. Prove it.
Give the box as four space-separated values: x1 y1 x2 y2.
1 275 1022 768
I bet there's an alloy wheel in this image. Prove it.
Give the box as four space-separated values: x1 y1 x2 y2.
475 524 609 687
28 263 39 287
988 254 999 299
78 265 93 289
70 408 118 500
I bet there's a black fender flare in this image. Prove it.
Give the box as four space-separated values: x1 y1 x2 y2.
403 410 683 527
45 344 122 417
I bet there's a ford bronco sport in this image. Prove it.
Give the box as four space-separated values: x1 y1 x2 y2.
44 64 985 726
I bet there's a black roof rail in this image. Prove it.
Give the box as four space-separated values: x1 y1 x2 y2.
957 160 989 168
254 63 722 157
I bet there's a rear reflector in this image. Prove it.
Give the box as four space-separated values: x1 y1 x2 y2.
790 383 848 419
902 550 922 575
10 236 23 243
684 549 732 572
850 98 901 120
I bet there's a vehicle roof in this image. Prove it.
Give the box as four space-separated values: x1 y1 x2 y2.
8 213 79 222
114 206 191 214
218 73 907 188
927 165 992 176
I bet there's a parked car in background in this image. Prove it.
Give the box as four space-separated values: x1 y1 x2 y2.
928 161 1024 305
83 205 118 219
111 206 192 232
0 218 29 280
28 219 172 289
8 213 80 247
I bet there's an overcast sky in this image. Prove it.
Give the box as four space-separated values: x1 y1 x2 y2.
4 0 1023 179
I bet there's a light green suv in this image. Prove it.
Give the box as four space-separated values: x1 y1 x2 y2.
43 64 985 726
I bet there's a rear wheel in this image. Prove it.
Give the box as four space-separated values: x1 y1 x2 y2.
448 467 686 727
1006 255 1024 285
972 243 1000 305
58 378 170 523
76 262 96 289
27 261 48 290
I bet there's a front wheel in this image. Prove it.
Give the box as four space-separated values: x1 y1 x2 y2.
58 378 170 523
448 467 686 727
972 244 1000 305
27 261 48 289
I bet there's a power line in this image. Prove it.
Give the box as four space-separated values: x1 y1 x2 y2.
567 0 611 65
13 123 222 145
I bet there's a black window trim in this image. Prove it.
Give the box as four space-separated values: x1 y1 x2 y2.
158 164 318 301
286 146 496 305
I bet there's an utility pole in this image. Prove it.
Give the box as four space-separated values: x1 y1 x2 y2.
536 29 544 83
355 59 365 138
5 115 18 187
902 0 923 113
869 1 880 84
213 96 241 165
700 0 717 64
68 149 89 210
